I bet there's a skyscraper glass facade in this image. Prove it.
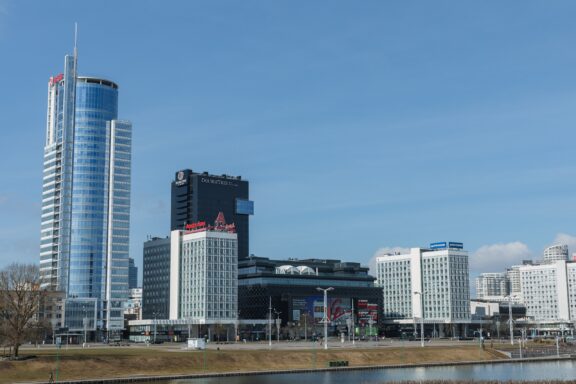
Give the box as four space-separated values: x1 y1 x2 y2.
40 49 131 337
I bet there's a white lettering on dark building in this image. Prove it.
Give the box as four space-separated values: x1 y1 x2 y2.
201 177 238 187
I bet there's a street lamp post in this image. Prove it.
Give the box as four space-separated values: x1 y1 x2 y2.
82 305 87 347
414 291 424 348
268 297 272 348
304 312 308 342
235 311 240 343
508 296 514 345
352 299 355 345
346 317 352 344
153 312 157 344
316 287 334 350
275 311 281 343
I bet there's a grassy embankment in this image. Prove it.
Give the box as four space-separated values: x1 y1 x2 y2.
0 344 506 383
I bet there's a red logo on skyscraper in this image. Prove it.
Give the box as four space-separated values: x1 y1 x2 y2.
49 74 64 85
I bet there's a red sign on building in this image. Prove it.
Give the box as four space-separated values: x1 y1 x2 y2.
49 73 64 85
185 221 206 231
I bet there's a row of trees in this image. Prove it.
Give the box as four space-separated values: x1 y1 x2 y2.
0 263 47 357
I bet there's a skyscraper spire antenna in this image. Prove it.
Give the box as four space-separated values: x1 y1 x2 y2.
74 22 78 57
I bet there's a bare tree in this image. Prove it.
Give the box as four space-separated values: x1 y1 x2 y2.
0 263 45 357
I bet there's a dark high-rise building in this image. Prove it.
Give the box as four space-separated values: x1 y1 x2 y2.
142 236 171 320
128 258 138 289
171 170 253 259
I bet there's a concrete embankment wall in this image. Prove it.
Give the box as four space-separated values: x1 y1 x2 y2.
25 355 576 384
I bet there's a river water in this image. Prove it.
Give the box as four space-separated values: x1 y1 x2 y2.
161 360 576 383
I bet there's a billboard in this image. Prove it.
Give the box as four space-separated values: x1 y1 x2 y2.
291 297 377 326
356 299 378 326
235 198 254 215
291 296 352 325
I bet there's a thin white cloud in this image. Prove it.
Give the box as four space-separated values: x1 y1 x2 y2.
0 0 9 17
0 0 10 41
368 246 411 276
470 242 532 274
551 233 576 258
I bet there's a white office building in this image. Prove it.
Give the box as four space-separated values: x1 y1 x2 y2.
169 213 238 323
520 260 576 323
475 272 509 299
376 242 470 335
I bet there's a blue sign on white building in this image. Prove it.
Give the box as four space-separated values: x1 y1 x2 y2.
430 242 447 249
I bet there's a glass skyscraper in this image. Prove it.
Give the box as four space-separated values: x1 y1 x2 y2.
40 46 132 338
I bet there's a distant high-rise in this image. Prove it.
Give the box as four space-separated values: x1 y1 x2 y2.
543 244 569 263
170 170 253 259
475 272 509 299
506 260 534 301
128 258 138 289
39 43 132 337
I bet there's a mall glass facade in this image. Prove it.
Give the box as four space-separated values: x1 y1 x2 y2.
238 256 382 333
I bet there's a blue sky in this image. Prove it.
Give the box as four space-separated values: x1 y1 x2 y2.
1 1 576 284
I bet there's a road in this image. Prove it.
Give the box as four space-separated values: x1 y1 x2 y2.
18 337 485 352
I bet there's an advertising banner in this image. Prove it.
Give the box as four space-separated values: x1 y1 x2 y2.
292 297 378 326
356 299 378 326
292 296 353 325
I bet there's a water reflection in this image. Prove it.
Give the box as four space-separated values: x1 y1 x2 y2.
165 361 575 384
